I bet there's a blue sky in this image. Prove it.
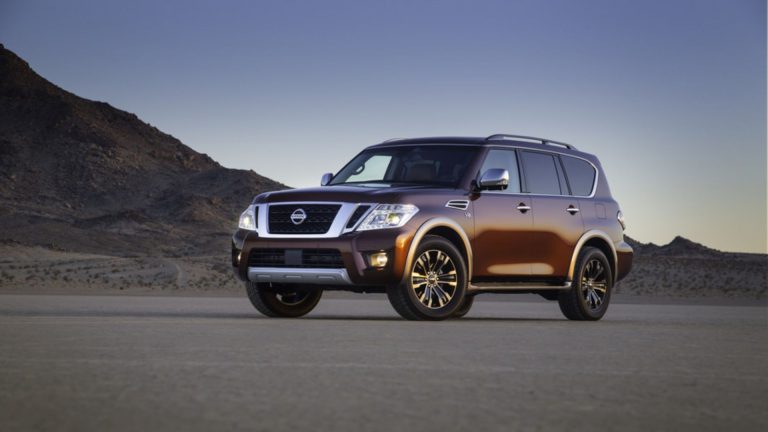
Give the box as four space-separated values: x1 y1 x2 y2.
1 0 765 252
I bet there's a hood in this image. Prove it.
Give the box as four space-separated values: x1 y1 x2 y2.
253 185 465 204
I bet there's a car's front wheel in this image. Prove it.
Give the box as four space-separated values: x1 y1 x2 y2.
452 295 474 318
245 282 322 318
387 235 468 320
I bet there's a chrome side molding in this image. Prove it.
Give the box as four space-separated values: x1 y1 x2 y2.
468 281 571 293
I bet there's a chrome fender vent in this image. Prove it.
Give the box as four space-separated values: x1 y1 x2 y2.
445 200 469 210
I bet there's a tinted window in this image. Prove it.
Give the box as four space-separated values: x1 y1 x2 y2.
561 156 596 196
521 151 562 195
343 155 392 183
330 146 478 187
478 149 521 193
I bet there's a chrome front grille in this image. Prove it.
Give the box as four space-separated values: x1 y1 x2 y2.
252 202 376 238
268 204 341 234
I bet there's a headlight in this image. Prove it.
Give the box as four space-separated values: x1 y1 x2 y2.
357 204 419 231
239 205 257 230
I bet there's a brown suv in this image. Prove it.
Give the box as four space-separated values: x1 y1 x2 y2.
232 134 632 320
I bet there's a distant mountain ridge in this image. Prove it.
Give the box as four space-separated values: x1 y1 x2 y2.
0 44 285 255
618 235 766 299
624 235 726 258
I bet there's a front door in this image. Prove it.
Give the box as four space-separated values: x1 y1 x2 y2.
471 148 533 277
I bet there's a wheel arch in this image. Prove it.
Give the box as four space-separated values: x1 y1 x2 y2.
568 230 618 283
401 218 473 284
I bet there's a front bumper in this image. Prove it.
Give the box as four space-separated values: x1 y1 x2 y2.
231 227 416 288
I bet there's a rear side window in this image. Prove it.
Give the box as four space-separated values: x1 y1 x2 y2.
520 151 563 195
561 156 596 196
478 149 521 193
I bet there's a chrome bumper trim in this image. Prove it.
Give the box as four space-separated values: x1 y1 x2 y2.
247 267 353 285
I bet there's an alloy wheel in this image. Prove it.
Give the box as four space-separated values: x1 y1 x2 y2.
581 258 608 310
411 249 458 309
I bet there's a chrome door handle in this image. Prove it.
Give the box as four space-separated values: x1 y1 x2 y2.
566 206 580 214
517 204 531 213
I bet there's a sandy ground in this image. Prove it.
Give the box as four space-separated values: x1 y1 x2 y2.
0 245 240 295
0 295 766 432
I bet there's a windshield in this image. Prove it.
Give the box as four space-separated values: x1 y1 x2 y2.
329 145 479 187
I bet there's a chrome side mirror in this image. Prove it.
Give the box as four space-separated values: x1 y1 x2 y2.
320 172 333 186
478 168 509 190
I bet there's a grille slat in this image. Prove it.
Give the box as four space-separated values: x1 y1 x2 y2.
248 249 344 269
268 204 340 234
346 205 371 229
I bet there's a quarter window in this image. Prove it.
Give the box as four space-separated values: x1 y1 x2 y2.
561 156 596 196
478 149 521 193
520 151 563 195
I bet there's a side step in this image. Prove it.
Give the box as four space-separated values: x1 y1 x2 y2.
468 281 571 294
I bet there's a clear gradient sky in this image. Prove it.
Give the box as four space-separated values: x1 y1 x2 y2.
1 0 766 253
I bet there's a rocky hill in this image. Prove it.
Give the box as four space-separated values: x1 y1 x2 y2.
0 44 285 256
618 236 766 298
625 235 723 258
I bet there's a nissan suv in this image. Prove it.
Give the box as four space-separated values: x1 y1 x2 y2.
232 134 633 320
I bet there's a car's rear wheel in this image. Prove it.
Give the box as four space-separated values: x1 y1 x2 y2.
387 235 468 321
245 281 322 318
558 247 613 321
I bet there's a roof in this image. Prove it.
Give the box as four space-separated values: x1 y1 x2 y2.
368 134 594 159
372 136 487 146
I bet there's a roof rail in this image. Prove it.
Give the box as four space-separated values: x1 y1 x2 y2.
485 134 576 150
382 137 406 143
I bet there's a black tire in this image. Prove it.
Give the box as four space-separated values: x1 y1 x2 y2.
387 235 468 321
452 295 474 318
558 247 613 321
245 281 322 318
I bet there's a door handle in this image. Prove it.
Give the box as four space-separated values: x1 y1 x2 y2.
566 206 580 215
517 203 531 213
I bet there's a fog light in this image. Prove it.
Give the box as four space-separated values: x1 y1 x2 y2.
369 252 388 268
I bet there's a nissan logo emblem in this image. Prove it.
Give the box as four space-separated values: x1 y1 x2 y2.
290 208 307 225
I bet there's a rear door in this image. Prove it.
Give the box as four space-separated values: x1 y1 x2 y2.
560 154 601 233
519 150 584 277
471 148 533 276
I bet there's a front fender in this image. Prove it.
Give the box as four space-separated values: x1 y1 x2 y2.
399 217 473 285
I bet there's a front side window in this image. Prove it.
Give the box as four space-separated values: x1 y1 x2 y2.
561 155 596 196
520 151 563 195
330 145 479 187
478 149 521 193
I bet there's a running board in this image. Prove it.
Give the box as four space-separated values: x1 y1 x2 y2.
468 281 571 293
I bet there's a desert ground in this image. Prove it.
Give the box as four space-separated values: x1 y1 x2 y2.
0 242 765 432
0 295 766 432
1 244 765 431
